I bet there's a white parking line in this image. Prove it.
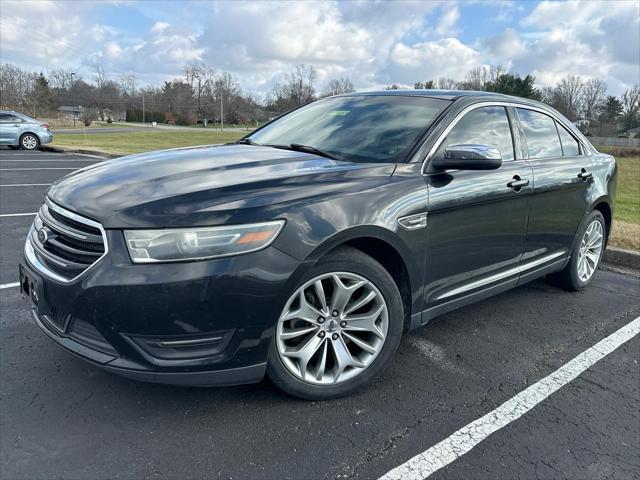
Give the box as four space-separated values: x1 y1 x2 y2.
0 168 77 171
72 153 108 159
0 184 52 187
0 212 36 217
0 282 20 290
0 159 99 162
380 316 640 480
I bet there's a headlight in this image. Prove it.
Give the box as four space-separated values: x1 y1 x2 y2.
124 220 285 263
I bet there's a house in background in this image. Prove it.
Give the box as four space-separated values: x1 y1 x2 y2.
102 108 126 122
573 118 592 134
627 127 640 139
58 105 85 118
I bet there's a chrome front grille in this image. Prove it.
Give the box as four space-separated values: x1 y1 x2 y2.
26 199 107 283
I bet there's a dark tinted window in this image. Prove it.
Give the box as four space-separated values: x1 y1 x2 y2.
434 106 514 161
249 95 451 163
0 113 22 123
517 108 563 159
557 123 580 156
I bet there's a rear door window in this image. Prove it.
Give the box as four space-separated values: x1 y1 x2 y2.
517 108 563 159
435 106 515 162
556 123 581 156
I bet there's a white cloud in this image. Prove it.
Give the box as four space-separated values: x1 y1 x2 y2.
435 6 460 36
513 0 640 90
387 38 480 83
0 0 637 97
482 28 526 65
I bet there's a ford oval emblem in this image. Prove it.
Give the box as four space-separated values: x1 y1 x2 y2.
38 228 48 244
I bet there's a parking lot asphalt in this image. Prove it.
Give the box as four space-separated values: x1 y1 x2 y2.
1 148 639 480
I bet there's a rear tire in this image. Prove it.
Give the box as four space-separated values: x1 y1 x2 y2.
548 210 606 291
267 247 404 400
20 133 40 150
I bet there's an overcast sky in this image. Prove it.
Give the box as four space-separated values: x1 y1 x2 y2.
1 0 638 97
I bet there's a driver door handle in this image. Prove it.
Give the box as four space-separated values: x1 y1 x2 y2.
507 177 530 191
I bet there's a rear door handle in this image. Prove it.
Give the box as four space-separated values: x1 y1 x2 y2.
578 169 592 181
507 176 530 191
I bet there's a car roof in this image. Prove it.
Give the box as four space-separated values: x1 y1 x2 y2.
341 89 539 104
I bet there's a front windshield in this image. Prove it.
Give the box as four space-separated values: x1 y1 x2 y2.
248 95 451 163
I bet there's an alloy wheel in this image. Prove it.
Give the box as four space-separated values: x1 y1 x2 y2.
577 219 603 282
276 272 389 385
22 135 38 150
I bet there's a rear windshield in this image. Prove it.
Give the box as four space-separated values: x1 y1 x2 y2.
248 95 451 163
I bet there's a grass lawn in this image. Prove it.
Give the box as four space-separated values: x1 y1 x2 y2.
52 129 245 155
609 156 639 251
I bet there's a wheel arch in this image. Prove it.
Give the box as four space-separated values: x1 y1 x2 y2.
304 226 418 331
590 197 613 247
19 131 42 145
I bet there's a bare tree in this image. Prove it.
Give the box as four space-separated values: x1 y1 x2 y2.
554 75 584 120
581 78 607 120
213 71 240 124
49 68 76 90
267 64 317 113
414 80 436 89
460 66 485 90
0 63 36 110
93 64 108 120
539 86 556 105
287 64 317 104
621 85 640 132
80 109 97 127
321 77 355 97
459 65 505 90
118 74 137 97
436 77 458 90
184 63 216 123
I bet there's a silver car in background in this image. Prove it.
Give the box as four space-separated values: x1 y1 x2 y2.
0 111 53 150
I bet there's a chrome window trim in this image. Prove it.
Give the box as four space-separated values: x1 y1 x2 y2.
420 101 591 175
25 198 109 284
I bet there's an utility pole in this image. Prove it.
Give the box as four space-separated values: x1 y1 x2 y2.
70 72 76 127
220 94 224 132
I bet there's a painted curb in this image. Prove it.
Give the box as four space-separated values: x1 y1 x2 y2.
603 247 640 269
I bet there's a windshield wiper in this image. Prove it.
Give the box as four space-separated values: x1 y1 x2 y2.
236 138 258 145
290 144 341 160
266 143 341 160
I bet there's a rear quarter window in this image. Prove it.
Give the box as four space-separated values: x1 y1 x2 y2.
556 123 581 156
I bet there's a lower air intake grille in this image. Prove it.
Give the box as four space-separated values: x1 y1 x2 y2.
68 318 118 356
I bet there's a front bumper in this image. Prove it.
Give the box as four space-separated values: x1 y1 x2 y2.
21 230 303 386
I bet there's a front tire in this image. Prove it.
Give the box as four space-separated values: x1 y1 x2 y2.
548 210 606 291
20 134 40 150
267 247 404 400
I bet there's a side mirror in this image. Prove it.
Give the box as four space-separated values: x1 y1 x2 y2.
431 144 502 171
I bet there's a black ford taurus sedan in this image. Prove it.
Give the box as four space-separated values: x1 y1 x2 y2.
20 90 616 399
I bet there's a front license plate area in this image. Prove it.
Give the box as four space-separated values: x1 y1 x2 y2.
19 264 40 306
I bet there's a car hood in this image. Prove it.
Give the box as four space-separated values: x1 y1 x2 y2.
48 144 395 228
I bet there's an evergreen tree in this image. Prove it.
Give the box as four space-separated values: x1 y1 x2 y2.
485 73 542 101
33 72 54 114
